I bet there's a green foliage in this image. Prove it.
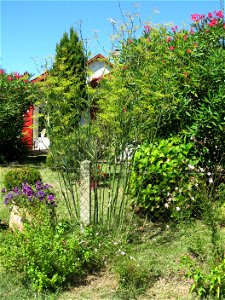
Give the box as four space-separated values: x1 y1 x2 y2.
0 220 103 292
4 167 42 190
129 136 204 221
182 256 225 299
0 71 37 162
42 27 88 168
93 11 225 165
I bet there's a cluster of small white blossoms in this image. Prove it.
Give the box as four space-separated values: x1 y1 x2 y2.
188 164 214 184
164 192 180 211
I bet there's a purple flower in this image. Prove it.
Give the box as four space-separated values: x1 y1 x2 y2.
44 183 51 189
1 188 6 194
48 194 55 201
4 192 14 205
37 190 46 200
22 183 34 197
13 186 20 194
36 181 43 191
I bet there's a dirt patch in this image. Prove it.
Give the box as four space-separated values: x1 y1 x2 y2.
59 270 118 300
59 271 192 300
139 276 192 300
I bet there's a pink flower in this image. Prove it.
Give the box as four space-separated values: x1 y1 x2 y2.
191 13 199 22
209 18 218 27
214 10 224 19
128 39 132 44
171 26 178 32
144 25 151 32
224 24 225 29
7 76 13 81
0 69 5 75
167 37 172 42
208 12 213 19
191 13 205 22
169 46 174 51
186 49 192 53
183 34 188 41
14 72 21 79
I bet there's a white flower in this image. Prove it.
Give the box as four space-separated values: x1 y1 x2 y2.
209 177 213 184
188 164 195 171
199 167 204 173
176 206 181 211
165 203 169 208
207 172 212 176
175 187 179 191
166 225 170 229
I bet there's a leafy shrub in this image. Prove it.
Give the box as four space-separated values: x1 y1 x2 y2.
129 136 204 221
0 219 103 292
182 256 225 299
4 167 42 190
0 70 38 162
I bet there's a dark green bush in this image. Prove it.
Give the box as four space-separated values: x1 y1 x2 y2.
4 167 42 190
129 136 204 221
0 71 38 163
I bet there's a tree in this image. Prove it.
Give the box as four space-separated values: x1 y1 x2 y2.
43 27 88 167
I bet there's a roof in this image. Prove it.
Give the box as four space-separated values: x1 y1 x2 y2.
87 54 113 67
31 53 112 84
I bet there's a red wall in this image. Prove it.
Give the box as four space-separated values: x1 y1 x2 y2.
22 105 33 149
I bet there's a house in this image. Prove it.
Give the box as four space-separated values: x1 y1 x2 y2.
22 54 112 150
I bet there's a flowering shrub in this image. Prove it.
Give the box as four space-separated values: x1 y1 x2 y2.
129 136 206 221
0 70 37 162
2 181 57 208
93 10 225 166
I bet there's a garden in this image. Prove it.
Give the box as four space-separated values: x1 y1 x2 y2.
0 10 225 299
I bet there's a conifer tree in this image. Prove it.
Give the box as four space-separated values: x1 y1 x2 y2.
44 27 88 166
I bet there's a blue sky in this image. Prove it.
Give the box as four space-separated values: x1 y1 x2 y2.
1 0 222 77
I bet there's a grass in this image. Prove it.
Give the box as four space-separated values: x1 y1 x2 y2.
0 157 224 299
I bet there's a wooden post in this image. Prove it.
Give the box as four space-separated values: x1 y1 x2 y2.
80 160 91 225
